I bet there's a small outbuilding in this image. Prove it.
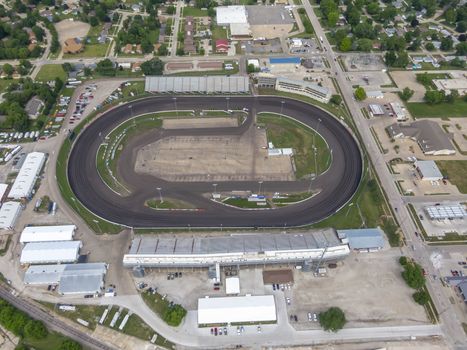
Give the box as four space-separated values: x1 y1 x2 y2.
337 228 385 252
225 277 240 294
415 160 443 181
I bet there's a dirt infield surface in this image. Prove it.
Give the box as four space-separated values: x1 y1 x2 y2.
162 117 238 129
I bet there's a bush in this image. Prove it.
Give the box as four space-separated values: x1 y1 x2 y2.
163 304 187 326
354 86 366 101
413 290 429 305
399 87 414 101
399 256 408 266
24 320 48 339
401 262 425 289
319 307 346 332
59 339 82 350
330 94 342 105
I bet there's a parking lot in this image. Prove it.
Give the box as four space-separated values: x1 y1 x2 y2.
343 54 386 72
244 38 283 54
347 71 393 89
412 202 467 237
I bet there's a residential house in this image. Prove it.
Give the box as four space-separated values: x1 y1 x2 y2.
25 96 44 119
215 39 229 53
122 43 133 54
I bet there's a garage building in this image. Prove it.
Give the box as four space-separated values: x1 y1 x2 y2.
0 201 22 230
198 295 276 325
20 241 82 264
123 229 350 268
20 225 76 244
415 160 443 181
24 263 108 295
8 152 46 199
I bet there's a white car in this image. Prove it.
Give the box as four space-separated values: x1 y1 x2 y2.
286 297 291 305
307 312 312 321
313 313 318 322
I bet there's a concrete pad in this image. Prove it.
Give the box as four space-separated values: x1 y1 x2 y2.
162 117 238 129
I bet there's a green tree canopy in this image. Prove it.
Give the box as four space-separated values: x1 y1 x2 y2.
319 307 346 332
354 86 367 101
141 58 164 76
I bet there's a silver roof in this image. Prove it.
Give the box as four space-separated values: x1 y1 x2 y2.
145 76 249 94
128 229 341 256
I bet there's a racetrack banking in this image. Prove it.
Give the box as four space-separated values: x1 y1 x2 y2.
67 96 362 228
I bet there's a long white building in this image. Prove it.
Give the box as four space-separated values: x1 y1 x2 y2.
0 201 22 230
20 241 82 264
198 295 276 325
8 152 46 199
20 225 76 244
123 229 350 268
275 77 331 103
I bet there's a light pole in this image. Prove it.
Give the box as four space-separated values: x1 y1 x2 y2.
172 97 178 117
258 180 263 195
212 183 218 196
280 100 285 115
307 174 316 193
156 187 163 203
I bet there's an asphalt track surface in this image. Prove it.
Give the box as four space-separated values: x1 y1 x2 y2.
68 96 362 228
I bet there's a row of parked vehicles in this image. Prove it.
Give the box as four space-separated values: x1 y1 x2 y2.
0 131 40 143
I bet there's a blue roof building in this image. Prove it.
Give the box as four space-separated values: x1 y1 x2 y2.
269 57 301 65
337 228 385 251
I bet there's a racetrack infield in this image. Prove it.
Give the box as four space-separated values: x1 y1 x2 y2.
67 96 362 228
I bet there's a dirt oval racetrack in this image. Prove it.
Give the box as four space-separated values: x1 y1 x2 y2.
67 96 362 228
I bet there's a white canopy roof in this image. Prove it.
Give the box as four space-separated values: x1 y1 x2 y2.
20 225 76 243
20 241 82 264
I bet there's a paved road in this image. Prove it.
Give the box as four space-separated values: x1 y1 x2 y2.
68 95 362 228
302 3 466 350
0 286 116 350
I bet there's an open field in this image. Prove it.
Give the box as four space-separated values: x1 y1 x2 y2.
35 64 67 82
182 7 208 17
407 100 467 119
436 160 467 193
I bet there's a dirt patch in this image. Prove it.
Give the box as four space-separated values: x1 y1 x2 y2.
162 117 238 129
166 62 193 71
55 19 90 44
390 71 426 102
135 126 295 182
198 61 223 69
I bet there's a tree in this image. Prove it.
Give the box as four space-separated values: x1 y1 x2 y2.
163 305 187 326
2 63 14 76
425 42 435 51
354 86 366 101
456 42 467 55
176 48 184 56
399 256 408 266
96 59 116 76
89 16 99 27
384 51 397 66
357 38 372 52
424 90 445 104
440 37 453 51
62 63 73 72
247 63 258 74
84 67 92 76
319 307 346 332
413 290 429 305
330 94 342 105
166 5 176 14
401 262 425 289
445 89 460 103
411 18 419 27
339 37 352 52
327 11 339 27
24 320 48 339
444 8 456 23
141 58 164 75
157 43 168 56
59 339 82 350
399 87 414 101
456 21 466 33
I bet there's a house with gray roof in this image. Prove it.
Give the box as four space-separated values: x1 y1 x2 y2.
25 96 44 119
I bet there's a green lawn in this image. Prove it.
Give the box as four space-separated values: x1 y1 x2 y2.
0 78 14 93
64 43 109 58
35 64 67 82
257 113 331 179
272 192 313 204
407 99 467 119
415 72 449 90
182 7 208 16
22 331 74 350
223 197 271 208
436 160 467 193
141 291 186 328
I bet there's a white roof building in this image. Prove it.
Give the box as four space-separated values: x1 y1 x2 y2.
198 295 276 325
369 104 384 116
0 183 8 201
389 102 407 121
0 201 22 230
20 241 82 264
230 23 251 38
366 90 384 99
216 6 248 25
225 277 240 294
20 225 76 244
415 160 443 181
425 204 466 220
8 152 46 199
24 263 108 295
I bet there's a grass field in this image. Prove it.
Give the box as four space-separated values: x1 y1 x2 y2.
407 99 467 119
35 64 67 82
182 7 208 16
0 79 14 93
223 197 271 208
415 72 448 90
436 160 467 193
257 113 331 179
22 331 74 350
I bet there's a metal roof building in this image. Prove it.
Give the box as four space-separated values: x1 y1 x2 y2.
198 295 276 325
20 225 76 244
0 201 22 230
386 120 455 156
337 228 385 251
123 229 350 268
24 263 107 295
425 204 466 220
0 183 8 202
20 241 82 264
216 6 248 25
275 77 331 103
8 152 46 199
225 277 240 295
369 104 384 116
145 76 249 94
415 160 443 181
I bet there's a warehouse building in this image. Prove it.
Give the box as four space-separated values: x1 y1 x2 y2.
24 263 107 295
415 160 443 181
198 295 276 325
20 241 82 265
145 76 249 94
0 184 8 203
386 120 455 155
275 77 331 103
20 225 76 244
8 152 46 199
424 204 466 220
123 229 350 268
337 228 385 252
0 201 22 230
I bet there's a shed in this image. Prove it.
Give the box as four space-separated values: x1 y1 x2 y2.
337 228 385 251
225 277 240 294
8 152 46 199
198 295 276 325
20 225 76 244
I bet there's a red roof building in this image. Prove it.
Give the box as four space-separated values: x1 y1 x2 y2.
215 39 229 53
